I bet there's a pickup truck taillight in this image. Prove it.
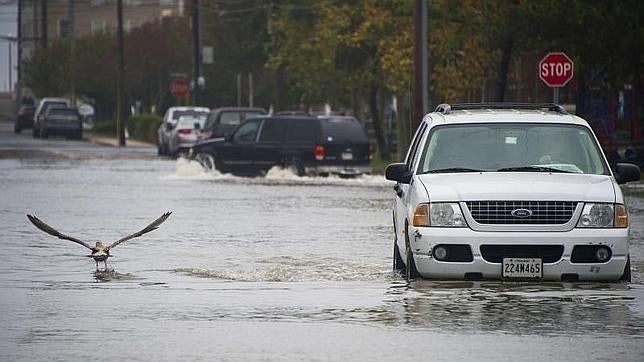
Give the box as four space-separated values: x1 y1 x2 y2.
314 145 325 161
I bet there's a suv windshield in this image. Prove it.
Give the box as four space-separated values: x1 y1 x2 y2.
417 123 609 175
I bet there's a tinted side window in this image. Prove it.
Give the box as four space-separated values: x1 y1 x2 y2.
233 119 261 142
320 118 368 143
258 119 287 142
286 119 319 144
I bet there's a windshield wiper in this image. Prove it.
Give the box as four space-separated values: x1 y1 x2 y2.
423 167 486 174
496 166 573 173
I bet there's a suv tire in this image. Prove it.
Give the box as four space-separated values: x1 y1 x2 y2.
286 158 304 177
32 125 39 138
619 255 632 282
40 124 48 139
14 124 20 133
405 223 420 281
393 216 405 273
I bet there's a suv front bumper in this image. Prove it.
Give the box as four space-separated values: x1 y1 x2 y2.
408 226 630 281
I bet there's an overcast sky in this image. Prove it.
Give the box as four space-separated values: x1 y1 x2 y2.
0 2 18 93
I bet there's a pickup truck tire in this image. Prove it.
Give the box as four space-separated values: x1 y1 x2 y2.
405 223 420 281
32 125 39 138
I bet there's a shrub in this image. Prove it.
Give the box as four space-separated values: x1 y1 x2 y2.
127 114 162 144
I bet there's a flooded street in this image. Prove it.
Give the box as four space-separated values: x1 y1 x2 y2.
1 134 644 361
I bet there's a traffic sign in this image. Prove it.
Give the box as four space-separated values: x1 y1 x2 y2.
539 52 574 88
170 77 189 98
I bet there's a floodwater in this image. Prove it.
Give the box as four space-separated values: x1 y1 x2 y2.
1 155 644 361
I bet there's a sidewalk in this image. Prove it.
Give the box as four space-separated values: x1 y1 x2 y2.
86 132 156 148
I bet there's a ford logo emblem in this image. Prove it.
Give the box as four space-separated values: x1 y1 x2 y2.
511 208 532 218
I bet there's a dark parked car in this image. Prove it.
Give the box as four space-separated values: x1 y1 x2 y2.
33 97 70 138
190 115 373 177
198 107 267 141
14 104 35 133
38 106 83 140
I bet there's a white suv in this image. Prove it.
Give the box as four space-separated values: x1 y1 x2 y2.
386 103 640 282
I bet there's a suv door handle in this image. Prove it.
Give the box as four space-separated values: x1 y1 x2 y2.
393 183 404 198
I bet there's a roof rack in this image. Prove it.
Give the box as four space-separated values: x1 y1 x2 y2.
434 103 567 115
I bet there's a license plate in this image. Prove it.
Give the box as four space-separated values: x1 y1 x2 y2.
502 258 542 279
341 152 353 160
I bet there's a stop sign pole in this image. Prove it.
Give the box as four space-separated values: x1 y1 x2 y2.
539 52 574 104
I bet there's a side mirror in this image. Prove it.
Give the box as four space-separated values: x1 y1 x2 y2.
194 123 201 131
385 163 412 184
165 122 173 132
615 163 640 184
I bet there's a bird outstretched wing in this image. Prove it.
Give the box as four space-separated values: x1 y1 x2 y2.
106 212 172 251
27 214 95 250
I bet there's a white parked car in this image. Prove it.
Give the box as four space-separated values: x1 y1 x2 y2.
167 115 206 157
386 103 640 282
157 106 210 156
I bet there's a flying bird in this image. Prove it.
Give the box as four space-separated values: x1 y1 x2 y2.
27 212 172 270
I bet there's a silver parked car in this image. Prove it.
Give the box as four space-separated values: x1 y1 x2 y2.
167 115 207 157
157 106 210 156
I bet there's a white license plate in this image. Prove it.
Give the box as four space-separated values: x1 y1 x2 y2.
502 258 542 279
341 152 353 160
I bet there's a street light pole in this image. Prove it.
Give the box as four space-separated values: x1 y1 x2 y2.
192 0 201 106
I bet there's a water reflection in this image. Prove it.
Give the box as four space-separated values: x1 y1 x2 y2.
383 281 644 336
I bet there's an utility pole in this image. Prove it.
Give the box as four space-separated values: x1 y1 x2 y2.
116 0 126 146
8 41 12 92
16 0 22 105
68 0 75 104
248 73 253 107
192 0 201 106
41 0 47 49
412 0 428 133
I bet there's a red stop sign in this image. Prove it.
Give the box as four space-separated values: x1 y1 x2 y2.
170 77 189 98
539 52 574 87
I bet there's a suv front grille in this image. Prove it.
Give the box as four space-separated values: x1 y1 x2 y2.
465 201 578 225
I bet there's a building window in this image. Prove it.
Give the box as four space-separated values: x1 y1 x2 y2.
125 0 144 6
91 0 106 6
159 0 175 5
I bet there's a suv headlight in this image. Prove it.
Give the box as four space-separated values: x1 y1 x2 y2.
576 203 628 228
413 203 467 227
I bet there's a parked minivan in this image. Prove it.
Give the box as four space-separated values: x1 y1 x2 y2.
190 115 373 176
386 103 640 282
